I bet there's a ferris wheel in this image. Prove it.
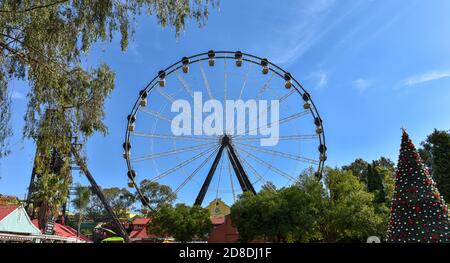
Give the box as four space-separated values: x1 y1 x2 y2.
123 51 326 209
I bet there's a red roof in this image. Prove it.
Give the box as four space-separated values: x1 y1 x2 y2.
129 227 158 240
31 219 90 242
0 205 18 221
210 216 225 225
132 218 151 225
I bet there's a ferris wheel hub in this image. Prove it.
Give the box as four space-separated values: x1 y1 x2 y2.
220 134 231 145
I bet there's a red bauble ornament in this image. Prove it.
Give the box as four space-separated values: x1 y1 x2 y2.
415 206 421 213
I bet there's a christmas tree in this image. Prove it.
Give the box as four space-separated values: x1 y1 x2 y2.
386 129 450 243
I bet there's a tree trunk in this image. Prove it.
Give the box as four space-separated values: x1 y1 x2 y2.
77 213 82 243
38 201 50 231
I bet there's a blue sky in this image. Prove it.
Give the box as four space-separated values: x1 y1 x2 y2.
1 0 450 204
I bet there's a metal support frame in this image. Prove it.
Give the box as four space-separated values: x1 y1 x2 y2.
194 145 225 206
194 135 256 206
226 141 256 194
70 145 130 243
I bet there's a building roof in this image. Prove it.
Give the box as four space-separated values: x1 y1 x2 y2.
132 217 151 225
210 216 225 225
31 219 90 242
0 205 17 221
0 205 41 235
129 227 158 240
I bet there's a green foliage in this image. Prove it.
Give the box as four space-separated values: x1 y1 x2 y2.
231 174 326 243
102 187 135 219
84 187 135 223
149 204 212 242
71 183 91 237
342 158 369 184
419 129 450 202
342 157 396 240
322 168 383 242
72 183 91 212
260 181 277 192
231 167 386 243
139 179 176 210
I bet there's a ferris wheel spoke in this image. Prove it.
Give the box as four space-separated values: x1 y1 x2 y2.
130 142 214 162
131 132 218 142
215 151 225 201
234 134 319 142
234 146 296 182
234 141 319 165
234 89 295 137
226 152 236 202
234 110 310 139
227 66 250 135
176 71 207 134
255 89 295 125
140 108 172 123
255 73 275 101
238 68 250 101
149 145 218 182
176 72 194 99
223 58 228 134
234 150 274 191
170 146 220 202
157 88 176 103
200 65 214 101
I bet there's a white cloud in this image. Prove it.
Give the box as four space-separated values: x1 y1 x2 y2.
352 78 372 92
309 71 328 90
261 0 340 65
403 70 450 86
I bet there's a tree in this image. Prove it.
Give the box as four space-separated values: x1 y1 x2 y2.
231 170 325 243
261 181 277 192
0 0 217 226
373 157 395 171
321 168 383 242
71 183 91 240
419 129 450 202
139 179 176 211
230 167 385 243
343 157 395 234
84 187 135 224
342 159 369 184
387 130 450 243
367 163 385 203
149 204 212 242
103 187 135 219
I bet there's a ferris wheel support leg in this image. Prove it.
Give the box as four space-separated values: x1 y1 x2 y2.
226 143 256 195
194 145 225 206
70 145 130 243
